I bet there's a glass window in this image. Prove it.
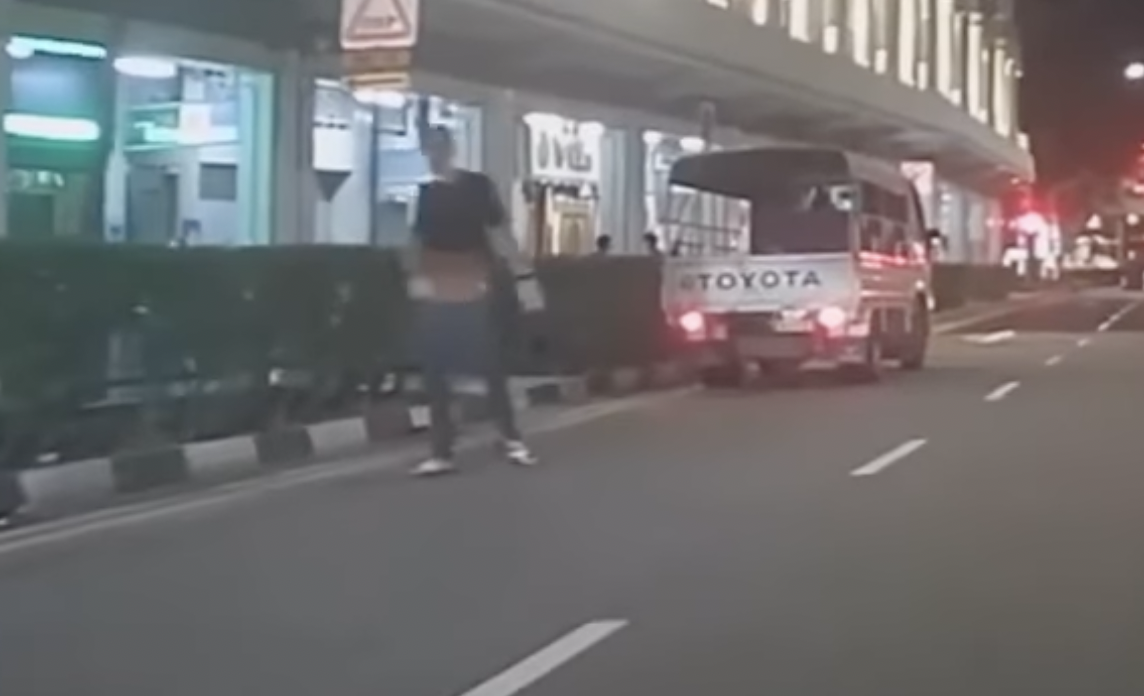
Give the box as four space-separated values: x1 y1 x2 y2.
108 56 273 246
199 163 237 201
5 35 111 240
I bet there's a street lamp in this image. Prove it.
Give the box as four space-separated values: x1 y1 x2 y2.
1126 61 1144 81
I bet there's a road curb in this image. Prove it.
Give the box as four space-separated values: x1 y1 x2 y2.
6 363 690 517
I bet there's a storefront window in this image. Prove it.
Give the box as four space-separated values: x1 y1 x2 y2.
309 86 481 247
522 112 602 256
106 55 272 246
372 92 480 247
5 35 112 240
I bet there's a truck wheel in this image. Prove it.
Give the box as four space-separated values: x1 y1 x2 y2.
699 363 744 388
839 334 883 384
900 300 930 371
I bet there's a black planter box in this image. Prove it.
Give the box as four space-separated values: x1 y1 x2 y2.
364 402 413 442
112 445 190 494
0 471 26 517
255 426 314 467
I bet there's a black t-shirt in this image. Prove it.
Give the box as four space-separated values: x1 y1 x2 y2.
412 170 506 253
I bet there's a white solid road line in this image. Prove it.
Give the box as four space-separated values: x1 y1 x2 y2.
964 329 1015 345
985 381 1021 402
851 439 928 477
1045 355 1064 367
459 620 628 696
1098 301 1139 332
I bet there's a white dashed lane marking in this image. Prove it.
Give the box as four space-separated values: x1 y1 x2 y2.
985 381 1021 402
851 439 929 478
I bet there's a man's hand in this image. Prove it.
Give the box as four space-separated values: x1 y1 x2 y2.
408 276 434 300
516 275 545 312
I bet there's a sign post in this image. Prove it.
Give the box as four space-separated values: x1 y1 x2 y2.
698 101 716 150
339 0 421 91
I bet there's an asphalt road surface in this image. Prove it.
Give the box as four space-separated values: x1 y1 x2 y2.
3 289 1144 696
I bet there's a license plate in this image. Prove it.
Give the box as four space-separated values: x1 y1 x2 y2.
736 336 807 358
773 318 813 333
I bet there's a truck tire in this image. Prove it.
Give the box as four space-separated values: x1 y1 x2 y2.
699 362 744 388
900 299 930 371
839 333 883 384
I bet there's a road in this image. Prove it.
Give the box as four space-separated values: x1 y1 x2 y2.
2 289 1144 696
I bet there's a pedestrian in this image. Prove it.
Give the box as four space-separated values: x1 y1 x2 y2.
594 234 613 255
407 125 539 476
643 231 662 255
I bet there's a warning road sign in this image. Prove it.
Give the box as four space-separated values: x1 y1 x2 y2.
340 0 420 51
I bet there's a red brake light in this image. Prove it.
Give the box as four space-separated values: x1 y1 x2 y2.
679 310 706 335
816 306 847 330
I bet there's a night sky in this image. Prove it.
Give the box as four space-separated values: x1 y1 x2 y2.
1019 0 1144 184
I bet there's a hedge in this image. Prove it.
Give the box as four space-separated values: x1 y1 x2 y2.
0 243 1009 471
0 244 409 470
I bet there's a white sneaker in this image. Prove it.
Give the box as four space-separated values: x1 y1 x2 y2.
411 458 456 477
504 440 539 467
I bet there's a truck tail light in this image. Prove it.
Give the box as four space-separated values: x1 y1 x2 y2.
815 306 848 331
678 310 706 337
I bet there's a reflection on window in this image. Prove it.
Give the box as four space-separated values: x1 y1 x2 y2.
663 185 747 256
850 0 871 67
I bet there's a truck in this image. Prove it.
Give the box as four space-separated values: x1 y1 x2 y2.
659 147 938 386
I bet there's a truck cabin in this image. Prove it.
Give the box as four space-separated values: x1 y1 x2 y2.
664 148 933 258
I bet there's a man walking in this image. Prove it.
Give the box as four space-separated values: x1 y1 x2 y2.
408 125 538 476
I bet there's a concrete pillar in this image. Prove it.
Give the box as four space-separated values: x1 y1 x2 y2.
1008 60 1020 140
269 50 316 244
597 128 648 254
479 89 526 246
925 0 939 92
622 128 648 253
104 68 130 242
884 0 900 78
835 0 851 56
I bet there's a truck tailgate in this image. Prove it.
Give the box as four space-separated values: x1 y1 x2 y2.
662 254 859 313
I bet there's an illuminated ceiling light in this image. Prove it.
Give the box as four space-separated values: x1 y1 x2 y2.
874 48 889 73
1126 61 1144 82
523 111 565 131
3 113 101 141
680 136 705 153
114 55 178 79
354 88 406 108
579 121 605 139
642 130 663 146
6 41 33 59
823 25 841 54
6 36 107 59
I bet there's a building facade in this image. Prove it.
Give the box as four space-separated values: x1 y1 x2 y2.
0 0 1029 263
